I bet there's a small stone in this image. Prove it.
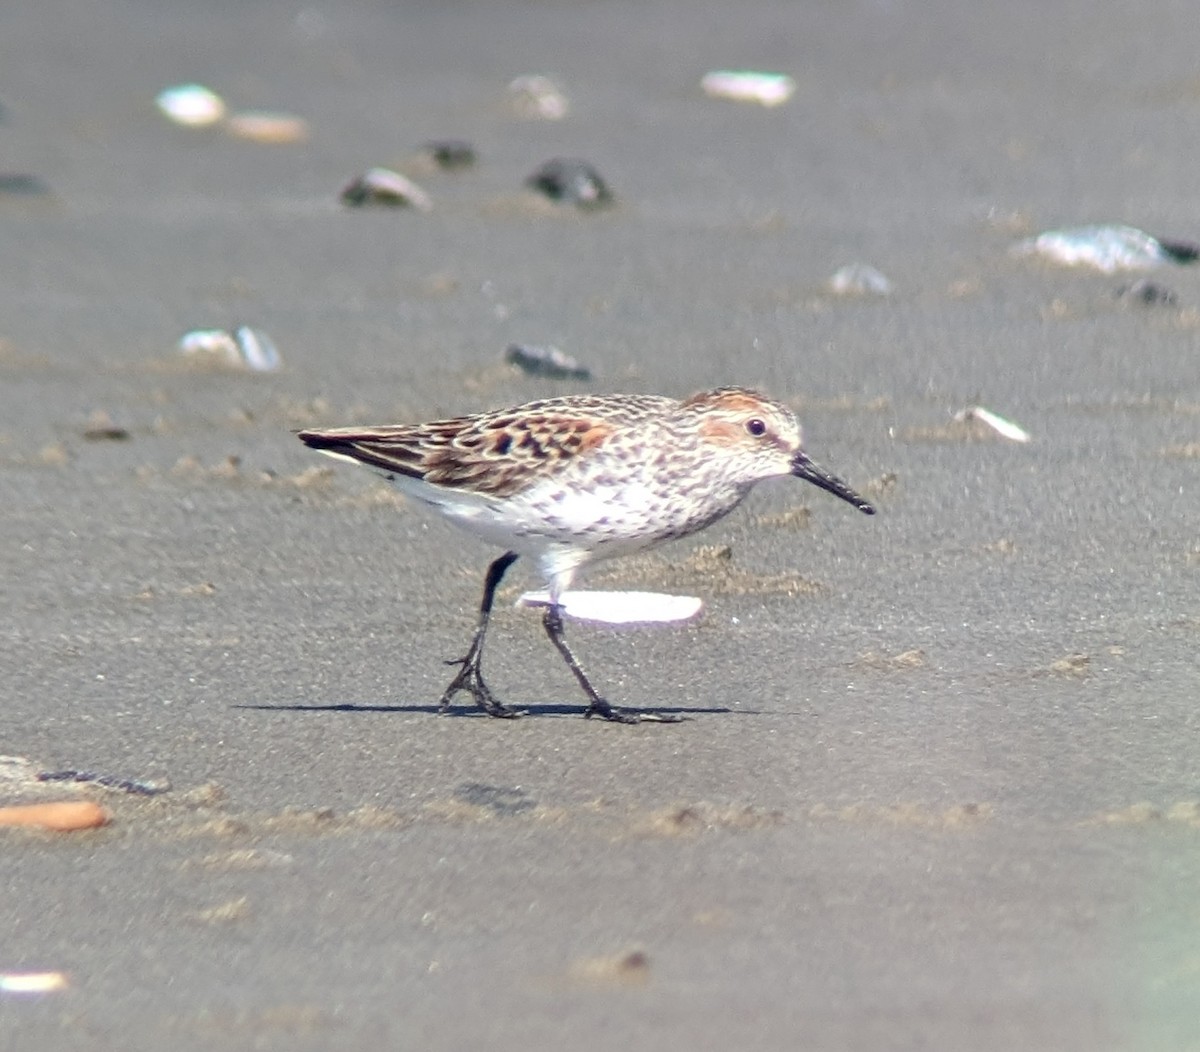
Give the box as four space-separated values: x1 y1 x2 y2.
423 140 476 170
82 411 131 442
505 342 592 380
526 159 613 209
0 174 50 196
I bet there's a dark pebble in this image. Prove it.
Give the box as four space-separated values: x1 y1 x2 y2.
0 173 50 196
424 140 476 170
505 343 593 381
1157 237 1200 264
526 158 613 209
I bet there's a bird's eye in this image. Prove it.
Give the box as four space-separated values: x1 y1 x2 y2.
745 418 767 437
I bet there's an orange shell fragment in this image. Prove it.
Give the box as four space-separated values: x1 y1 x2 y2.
0 800 110 831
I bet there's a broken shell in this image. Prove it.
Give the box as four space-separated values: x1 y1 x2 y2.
224 110 309 144
0 800 109 831
0 973 68 995
178 327 281 372
155 83 226 127
423 140 476 170
507 74 569 120
341 168 433 210
517 590 703 624
231 327 281 371
1013 224 1199 273
829 263 893 296
701 70 795 107
953 406 1031 443
179 329 238 361
526 159 613 209
505 343 592 381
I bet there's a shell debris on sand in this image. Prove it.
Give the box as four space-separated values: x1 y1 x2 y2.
422 139 476 170
507 74 569 119
701 70 795 107
0 800 110 831
178 326 281 372
0 972 69 995
1049 653 1090 677
829 263 894 296
952 405 1031 443
568 949 650 985
224 110 309 144
156 83 226 127
81 409 131 442
37 769 170 796
525 158 613 209
516 590 703 624
1013 224 1200 273
154 84 307 142
341 168 432 210
0 173 50 196
192 896 252 924
504 342 592 380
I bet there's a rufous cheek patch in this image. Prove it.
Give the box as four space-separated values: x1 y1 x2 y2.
699 417 747 447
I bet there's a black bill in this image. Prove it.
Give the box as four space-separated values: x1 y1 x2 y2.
791 452 876 515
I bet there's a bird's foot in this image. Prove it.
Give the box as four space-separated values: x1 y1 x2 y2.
584 697 683 724
439 657 524 719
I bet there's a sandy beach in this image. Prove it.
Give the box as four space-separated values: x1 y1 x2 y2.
3 1 1200 1048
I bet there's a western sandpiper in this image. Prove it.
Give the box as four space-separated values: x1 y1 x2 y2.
299 387 875 723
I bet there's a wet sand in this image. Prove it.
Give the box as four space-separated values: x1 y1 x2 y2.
3 1 1200 1048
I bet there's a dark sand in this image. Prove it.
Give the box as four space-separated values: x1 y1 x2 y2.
3 1 1200 1048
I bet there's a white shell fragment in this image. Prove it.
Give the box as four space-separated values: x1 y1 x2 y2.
341 168 432 210
155 84 226 127
516 590 704 625
953 405 1031 443
1013 224 1200 274
701 70 796 107
178 327 281 372
0 972 68 995
507 74 569 120
829 263 894 296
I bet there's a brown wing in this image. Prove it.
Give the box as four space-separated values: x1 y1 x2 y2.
298 410 614 499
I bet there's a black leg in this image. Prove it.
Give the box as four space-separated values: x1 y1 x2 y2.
541 604 681 723
439 551 522 718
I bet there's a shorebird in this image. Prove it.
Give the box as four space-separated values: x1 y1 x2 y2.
299 387 874 722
